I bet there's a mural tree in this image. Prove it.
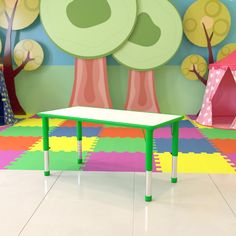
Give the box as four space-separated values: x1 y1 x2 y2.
181 0 231 85
113 0 182 112
217 43 236 61
0 0 43 115
40 0 137 108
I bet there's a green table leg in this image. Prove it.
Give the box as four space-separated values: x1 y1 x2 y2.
77 121 83 164
42 117 50 176
145 129 153 202
171 121 179 183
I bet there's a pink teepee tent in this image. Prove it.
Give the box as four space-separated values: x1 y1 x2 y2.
197 50 236 130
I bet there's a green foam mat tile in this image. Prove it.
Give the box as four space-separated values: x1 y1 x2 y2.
104 124 123 128
200 129 236 139
93 138 145 152
0 127 55 137
6 151 88 170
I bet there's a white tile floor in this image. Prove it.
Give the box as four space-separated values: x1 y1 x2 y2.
0 171 236 236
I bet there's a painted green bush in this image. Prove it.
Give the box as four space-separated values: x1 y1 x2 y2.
66 0 111 28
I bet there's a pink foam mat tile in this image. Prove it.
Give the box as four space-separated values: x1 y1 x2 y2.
154 127 205 139
226 154 236 167
0 151 25 169
83 152 159 172
0 126 9 132
187 115 198 120
30 114 41 118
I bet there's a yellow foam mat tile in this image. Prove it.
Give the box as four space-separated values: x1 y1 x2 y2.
190 120 213 129
182 116 189 120
29 137 98 152
153 152 162 171
153 152 235 174
15 118 64 127
15 114 34 119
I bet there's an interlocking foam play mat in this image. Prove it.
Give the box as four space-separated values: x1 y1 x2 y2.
0 115 235 174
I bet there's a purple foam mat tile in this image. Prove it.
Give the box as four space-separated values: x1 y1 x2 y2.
30 114 41 118
226 154 236 167
83 152 158 172
0 151 26 169
188 115 198 120
0 126 9 132
154 128 205 139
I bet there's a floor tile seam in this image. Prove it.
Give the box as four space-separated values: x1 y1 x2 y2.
208 174 236 218
18 171 63 236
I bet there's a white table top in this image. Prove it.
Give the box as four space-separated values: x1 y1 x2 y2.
38 106 183 128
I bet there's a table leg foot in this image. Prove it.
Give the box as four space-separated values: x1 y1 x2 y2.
145 195 152 202
44 171 50 176
171 177 177 183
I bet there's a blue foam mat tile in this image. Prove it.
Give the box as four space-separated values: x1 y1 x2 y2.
154 138 219 153
50 127 102 137
166 120 195 128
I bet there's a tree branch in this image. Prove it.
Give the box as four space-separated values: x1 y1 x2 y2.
202 23 214 64
209 32 214 42
4 11 10 23
189 64 207 86
3 0 20 74
13 51 34 77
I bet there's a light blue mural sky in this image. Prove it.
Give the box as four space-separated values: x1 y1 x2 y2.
0 0 236 66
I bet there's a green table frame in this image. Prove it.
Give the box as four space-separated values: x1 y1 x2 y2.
39 114 183 202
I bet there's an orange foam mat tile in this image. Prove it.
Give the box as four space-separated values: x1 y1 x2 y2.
100 127 144 138
210 139 236 154
0 137 41 151
61 120 103 127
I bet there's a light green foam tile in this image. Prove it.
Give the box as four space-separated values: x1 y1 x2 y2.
104 124 123 128
200 129 236 139
6 151 88 170
0 126 55 137
93 137 145 152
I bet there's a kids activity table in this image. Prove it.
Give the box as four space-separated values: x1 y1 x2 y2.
38 106 183 202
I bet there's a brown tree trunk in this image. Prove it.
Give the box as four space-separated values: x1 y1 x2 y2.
3 0 25 115
202 23 214 64
125 70 160 113
70 57 112 108
3 71 25 115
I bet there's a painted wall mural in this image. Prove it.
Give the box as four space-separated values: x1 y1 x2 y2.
181 0 232 86
1 0 234 114
41 0 182 112
40 0 137 108
0 0 43 115
113 0 183 112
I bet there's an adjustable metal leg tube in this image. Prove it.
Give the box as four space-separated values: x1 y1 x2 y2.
42 117 50 176
171 122 179 183
77 121 83 164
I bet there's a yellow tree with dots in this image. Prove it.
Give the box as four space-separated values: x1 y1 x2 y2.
181 0 231 85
